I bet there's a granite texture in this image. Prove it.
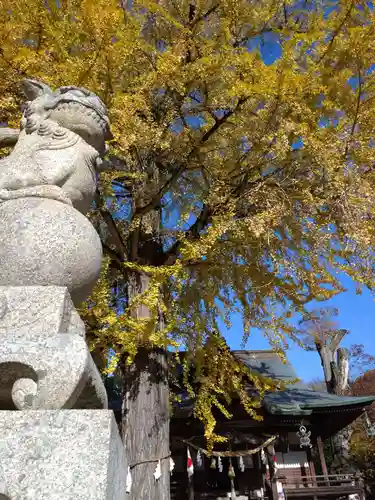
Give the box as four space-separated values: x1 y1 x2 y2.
0 410 127 500
0 79 112 304
0 198 102 305
0 82 118 500
0 286 107 410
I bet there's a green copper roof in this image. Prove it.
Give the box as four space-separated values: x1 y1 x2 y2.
233 350 307 389
233 350 375 416
263 389 375 415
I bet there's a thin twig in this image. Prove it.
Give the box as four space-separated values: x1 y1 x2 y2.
318 0 354 64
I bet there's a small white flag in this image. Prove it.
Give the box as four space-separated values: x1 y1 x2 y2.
196 449 203 468
126 467 132 493
238 455 245 472
154 460 161 481
170 457 175 474
187 447 194 477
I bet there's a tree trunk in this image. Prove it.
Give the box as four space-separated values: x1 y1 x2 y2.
0 127 19 149
120 270 170 500
316 341 356 474
315 332 348 395
330 427 356 473
121 347 170 500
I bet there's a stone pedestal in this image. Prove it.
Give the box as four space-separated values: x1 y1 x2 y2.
0 410 126 500
0 286 127 499
0 81 124 500
0 286 107 410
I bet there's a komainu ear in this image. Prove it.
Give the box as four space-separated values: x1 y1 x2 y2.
21 79 53 100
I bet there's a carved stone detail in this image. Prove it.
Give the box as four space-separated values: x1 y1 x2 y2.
0 79 112 305
0 81 122 499
0 286 108 410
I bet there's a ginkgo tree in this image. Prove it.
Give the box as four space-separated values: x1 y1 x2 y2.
2 0 375 498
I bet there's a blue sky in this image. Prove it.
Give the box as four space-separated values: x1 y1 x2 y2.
218 11 375 383
221 274 375 383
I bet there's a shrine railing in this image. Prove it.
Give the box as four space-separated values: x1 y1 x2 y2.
279 473 364 493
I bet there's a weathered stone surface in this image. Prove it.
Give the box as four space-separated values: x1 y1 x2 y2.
0 286 107 410
0 79 112 305
0 81 118 500
0 199 102 305
0 410 127 500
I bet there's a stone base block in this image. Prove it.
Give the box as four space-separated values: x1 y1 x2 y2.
0 286 108 410
0 410 126 500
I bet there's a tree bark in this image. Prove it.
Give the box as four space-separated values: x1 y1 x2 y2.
0 127 19 149
120 271 170 500
315 339 356 474
121 347 170 500
330 427 355 473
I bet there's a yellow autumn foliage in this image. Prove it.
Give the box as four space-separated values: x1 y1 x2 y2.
2 0 375 445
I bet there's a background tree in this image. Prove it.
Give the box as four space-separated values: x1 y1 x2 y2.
299 307 350 394
350 370 375 498
299 307 354 472
349 344 375 380
3 0 375 498
300 307 375 473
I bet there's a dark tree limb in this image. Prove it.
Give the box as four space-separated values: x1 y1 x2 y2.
133 96 249 219
95 190 128 259
0 127 19 149
162 204 212 265
318 0 354 63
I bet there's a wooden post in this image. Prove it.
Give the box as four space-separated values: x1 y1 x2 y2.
187 475 194 500
316 436 329 484
306 446 317 486
266 444 278 500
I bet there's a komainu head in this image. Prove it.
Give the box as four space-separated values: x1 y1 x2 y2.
21 79 112 155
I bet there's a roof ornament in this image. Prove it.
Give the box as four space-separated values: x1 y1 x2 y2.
297 424 312 448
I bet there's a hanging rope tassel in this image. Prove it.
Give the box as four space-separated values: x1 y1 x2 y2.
153 460 161 481
238 455 245 472
196 449 203 468
228 458 236 499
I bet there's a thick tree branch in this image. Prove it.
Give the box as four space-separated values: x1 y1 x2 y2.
162 204 212 264
318 0 354 64
189 4 219 29
0 127 19 149
161 161 284 266
102 242 125 265
330 329 348 352
134 96 249 219
95 190 128 259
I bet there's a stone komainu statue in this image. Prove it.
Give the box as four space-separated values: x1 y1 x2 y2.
0 79 112 214
0 81 128 500
0 79 113 412
0 80 113 305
